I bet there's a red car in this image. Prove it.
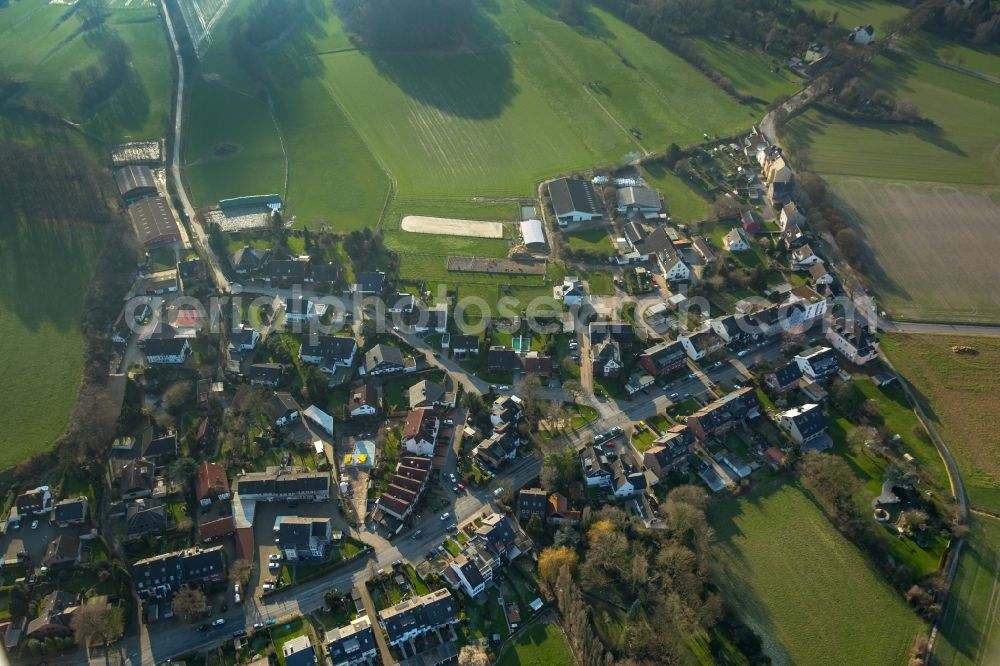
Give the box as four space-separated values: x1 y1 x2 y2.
456 483 465 490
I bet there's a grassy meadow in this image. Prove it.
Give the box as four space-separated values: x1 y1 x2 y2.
882 334 1000 514
710 478 925 666
689 37 801 102
934 517 1000 666
0 216 103 468
794 0 909 32
496 621 575 666
901 32 1000 79
189 0 753 231
640 162 712 222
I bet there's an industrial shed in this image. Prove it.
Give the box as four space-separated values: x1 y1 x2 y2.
519 219 546 250
128 196 181 248
114 165 157 202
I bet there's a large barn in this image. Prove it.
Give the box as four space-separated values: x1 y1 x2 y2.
114 165 157 202
548 178 603 224
128 196 182 248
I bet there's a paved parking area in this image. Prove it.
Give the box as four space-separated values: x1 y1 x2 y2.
3 519 60 566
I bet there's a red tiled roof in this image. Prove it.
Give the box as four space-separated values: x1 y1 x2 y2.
199 515 235 542
195 462 228 501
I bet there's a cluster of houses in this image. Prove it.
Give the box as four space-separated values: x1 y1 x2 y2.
439 513 531 598
228 245 343 290
471 395 526 470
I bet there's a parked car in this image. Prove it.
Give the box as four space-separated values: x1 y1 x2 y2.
669 392 680 400
411 529 423 539
737 350 749 357
268 554 281 562
212 618 225 627
493 487 504 497
30 520 38 530
253 622 264 630
440 512 451 521
446 524 457 533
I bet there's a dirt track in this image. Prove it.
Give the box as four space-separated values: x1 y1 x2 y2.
401 215 504 238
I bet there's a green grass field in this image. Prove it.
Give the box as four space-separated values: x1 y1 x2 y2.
0 216 103 468
496 620 574 666
794 0 909 32
564 228 614 256
902 32 1000 80
641 163 712 222
190 0 751 231
184 80 285 206
934 517 1000 666
883 335 1000 514
689 37 801 102
710 478 925 666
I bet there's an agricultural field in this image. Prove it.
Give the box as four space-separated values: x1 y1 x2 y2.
934 517 1000 666
882 334 1000 513
0 215 103 468
189 0 752 231
710 479 925 666
902 32 1000 80
184 80 285 207
786 50 1000 322
825 176 1000 323
689 37 801 102
0 0 170 145
640 163 711 222
794 0 909 32
496 620 575 666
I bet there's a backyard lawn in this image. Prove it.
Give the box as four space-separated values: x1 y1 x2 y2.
496 620 574 666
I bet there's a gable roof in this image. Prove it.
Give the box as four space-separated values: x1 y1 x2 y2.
549 177 601 216
128 196 180 245
249 363 284 384
195 462 229 501
409 380 446 408
366 344 404 370
355 271 386 293
618 186 661 209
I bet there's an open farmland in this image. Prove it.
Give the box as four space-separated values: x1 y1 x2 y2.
184 80 285 207
902 32 1000 80
882 334 1000 513
786 51 1000 322
934 517 1000 666
826 177 1000 323
710 479 925 666
0 215 103 468
640 163 711 222
794 0 909 32
188 0 751 230
689 37 801 102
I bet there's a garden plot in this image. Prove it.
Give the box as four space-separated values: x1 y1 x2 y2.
401 215 504 238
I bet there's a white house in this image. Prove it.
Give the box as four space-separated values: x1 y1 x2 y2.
415 304 448 334
794 346 840 380
810 261 834 285
656 247 691 282
284 297 317 323
724 228 750 252
791 244 821 268
778 404 828 446
349 385 379 418
826 317 880 365
402 409 439 456
679 327 724 361
553 276 586 306
143 338 191 364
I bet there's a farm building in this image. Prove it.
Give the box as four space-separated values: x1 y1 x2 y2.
128 196 181 248
519 219 546 250
114 165 157 202
616 186 662 217
548 178 603 223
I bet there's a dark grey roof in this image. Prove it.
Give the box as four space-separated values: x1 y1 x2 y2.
300 335 357 362
487 346 518 370
249 363 284 383
549 178 601 217
366 344 404 370
143 336 189 357
787 404 827 440
235 471 331 497
128 196 179 246
409 380 445 408
379 590 458 644
114 165 156 197
120 458 156 495
618 186 661 210
450 334 479 351
589 322 636 347
772 362 803 387
51 497 86 524
269 392 301 420
269 259 308 280
355 271 386 293
310 263 339 283
231 246 269 272
640 340 686 372
327 619 377 664
126 500 167 538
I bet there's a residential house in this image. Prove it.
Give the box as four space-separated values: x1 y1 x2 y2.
378 589 459 647
546 492 581 526
810 261 834 285
782 286 828 330
388 292 416 314
591 338 622 378
249 363 284 387
791 244 821 268
408 380 450 410
849 25 875 44
447 334 480 357
402 409 440 456
131 546 226 600
375 456 431 524
309 262 340 287
487 346 518 374
233 469 331 503
269 391 301 428
589 321 636 350
612 463 648 498
473 425 520 469
517 488 547 524
25 591 78 641
554 276 586 306
199 515 235 543
441 514 527 598
230 246 270 274
50 497 88 527
782 222 808 249
693 237 717 263
195 462 230 506
282 635 317 666
521 352 553 376
678 327 724 361
656 244 691 282
14 486 52 518
711 315 746 345
415 303 448 334
740 208 761 233
349 384 380 417
724 227 750 252
42 534 82 569
143 337 191 364
120 458 157 500
142 431 178 464
227 325 259 358
794 346 840 380
625 372 655 395
621 221 668 262
176 258 205 292
826 317 880 365
326 616 379 666
766 361 804 393
299 335 357 374
365 344 406 376
687 387 761 440
267 258 309 285
616 186 662 217
779 202 805 231
643 425 694 479
581 446 614 487
639 340 687 377
125 499 167 540
778 403 828 447
548 178 604 223
490 395 524 427
277 517 333 561
353 271 386 295
284 297 318 324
